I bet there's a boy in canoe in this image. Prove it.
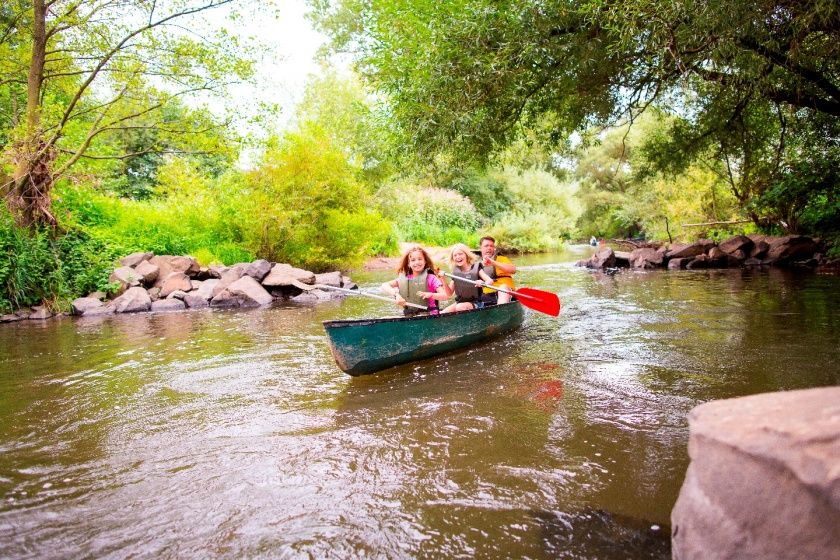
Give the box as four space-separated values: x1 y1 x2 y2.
380 245 450 316
479 236 517 305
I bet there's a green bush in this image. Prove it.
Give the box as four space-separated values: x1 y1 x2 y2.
447 168 514 219
487 211 567 253
377 180 482 245
0 207 122 312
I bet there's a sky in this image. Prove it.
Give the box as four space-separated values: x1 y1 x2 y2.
207 0 349 136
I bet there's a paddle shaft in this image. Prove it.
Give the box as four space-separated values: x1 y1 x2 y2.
314 284 427 309
440 272 539 302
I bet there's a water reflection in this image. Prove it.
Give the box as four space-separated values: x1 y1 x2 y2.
1 248 839 558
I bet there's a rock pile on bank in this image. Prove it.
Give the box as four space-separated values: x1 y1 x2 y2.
68 253 355 317
577 234 829 271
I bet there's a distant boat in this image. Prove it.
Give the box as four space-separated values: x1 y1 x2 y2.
323 302 525 376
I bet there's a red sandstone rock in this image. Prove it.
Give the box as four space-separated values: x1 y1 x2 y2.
671 387 840 560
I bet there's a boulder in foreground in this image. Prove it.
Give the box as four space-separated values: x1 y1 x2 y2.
671 386 840 560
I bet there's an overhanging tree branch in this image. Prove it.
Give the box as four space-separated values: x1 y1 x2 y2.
46 0 234 155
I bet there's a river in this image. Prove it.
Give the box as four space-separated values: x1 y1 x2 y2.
1 245 839 559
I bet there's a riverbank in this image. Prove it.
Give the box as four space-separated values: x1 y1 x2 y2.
0 243 455 322
0 253 357 322
577 234 837 273
2 236 836 323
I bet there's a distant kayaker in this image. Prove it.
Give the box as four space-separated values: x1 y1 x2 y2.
380 245 449 316
440 243 494 314
479 236 517 305
590 235 597 246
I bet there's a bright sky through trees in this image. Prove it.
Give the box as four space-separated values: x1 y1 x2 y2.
206 0 348 135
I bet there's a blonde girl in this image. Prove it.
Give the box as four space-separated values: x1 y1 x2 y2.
440 243 493 313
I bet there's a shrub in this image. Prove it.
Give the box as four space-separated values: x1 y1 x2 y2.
376 180 482 245
0 207 123 312
487 211 567 253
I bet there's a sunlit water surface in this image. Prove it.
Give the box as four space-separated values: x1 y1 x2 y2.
2 246 839 558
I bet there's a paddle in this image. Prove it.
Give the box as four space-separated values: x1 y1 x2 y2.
292 280 427 310
441 272 561 316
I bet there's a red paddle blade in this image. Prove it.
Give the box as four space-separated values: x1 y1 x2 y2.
514 287 561 316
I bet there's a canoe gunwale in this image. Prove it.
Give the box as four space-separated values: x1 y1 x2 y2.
322 301 522 329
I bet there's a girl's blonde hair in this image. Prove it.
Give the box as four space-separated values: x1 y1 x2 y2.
396 245 434 275
449 243 478 269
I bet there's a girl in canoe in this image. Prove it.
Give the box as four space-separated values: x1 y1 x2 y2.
380 245 450 316
440 243 493 313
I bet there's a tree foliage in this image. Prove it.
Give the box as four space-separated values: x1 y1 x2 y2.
312 0 840 237
575 112 741 240
1 0 255 226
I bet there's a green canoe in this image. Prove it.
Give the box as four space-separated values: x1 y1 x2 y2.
323 301 525 376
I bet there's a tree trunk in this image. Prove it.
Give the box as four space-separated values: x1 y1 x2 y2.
8 0 56 228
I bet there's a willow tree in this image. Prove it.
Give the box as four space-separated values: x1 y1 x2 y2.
312 0 840 233
1 0 254 227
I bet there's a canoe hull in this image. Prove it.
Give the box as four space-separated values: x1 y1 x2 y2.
323 302 525 376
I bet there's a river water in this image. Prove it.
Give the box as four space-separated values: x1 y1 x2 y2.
1 245 839 559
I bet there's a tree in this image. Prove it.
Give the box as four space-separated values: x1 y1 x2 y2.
575 111 741 240
294 69 395 185
312 0 840 233
1 0 254 227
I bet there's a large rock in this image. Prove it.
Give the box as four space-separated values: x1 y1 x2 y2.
315 271 343 288
666 240 715 259
110 286 152 313
120 251 154 267
765 235 820 264
149 255 201 287
245 259 273 282
159 272 193 298
109 266 142 292
262 263 316 287
134 260 159 285
671 387 840 560
578 248 616 269
211 276 273 308
72 297 111 316
629 248 663 269
718 235 753 255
